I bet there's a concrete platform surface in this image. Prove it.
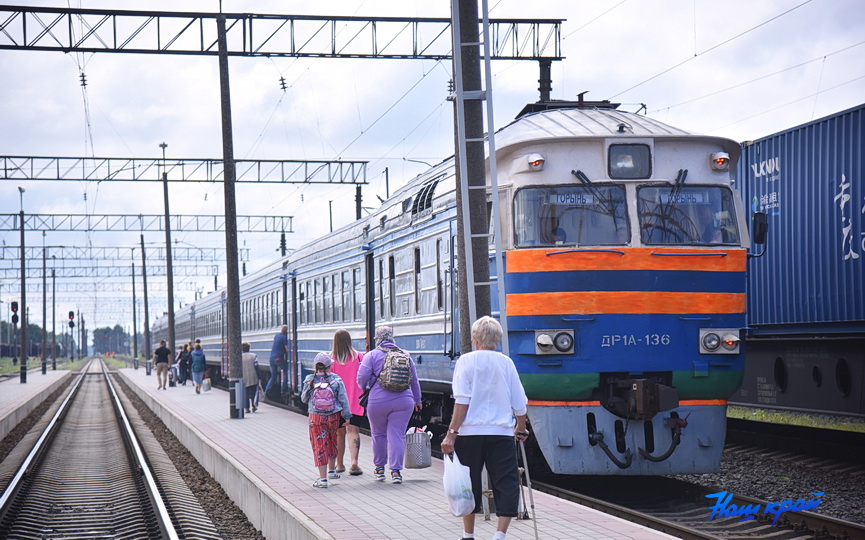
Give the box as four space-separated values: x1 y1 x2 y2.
117 367 675 540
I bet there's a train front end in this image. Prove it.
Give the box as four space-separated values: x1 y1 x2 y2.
495 108 749 475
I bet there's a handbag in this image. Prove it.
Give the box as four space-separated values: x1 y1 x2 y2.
201 377 212 392
358 373 378 408
443 453 475 516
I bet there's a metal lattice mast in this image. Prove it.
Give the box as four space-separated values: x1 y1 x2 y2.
451 0 507 354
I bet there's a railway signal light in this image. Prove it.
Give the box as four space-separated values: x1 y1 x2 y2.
10 301 18 324
11 301 17 313
69 311 75 328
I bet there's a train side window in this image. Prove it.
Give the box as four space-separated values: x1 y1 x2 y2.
436 239 444 311
332 274 339 322
323 276 331 323
299 283 304 325
255 296 260 329
388 255 396 318
414 247 421 315
305 281 311 325
609 144 651 179
314 278 321 324
378 259 385 319
353 267 363 321
341 271 350 322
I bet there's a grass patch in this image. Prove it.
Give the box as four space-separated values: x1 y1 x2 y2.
727 405 865 433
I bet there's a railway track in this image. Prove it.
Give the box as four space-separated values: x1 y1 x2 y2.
263 388 865 538
536 476 865 539
0 359 220 539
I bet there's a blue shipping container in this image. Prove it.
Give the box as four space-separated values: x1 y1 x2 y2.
738 104 864 335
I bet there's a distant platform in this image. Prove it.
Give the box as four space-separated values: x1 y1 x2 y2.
0 367 70 441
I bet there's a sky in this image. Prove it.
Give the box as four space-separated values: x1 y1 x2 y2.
1 0 863 338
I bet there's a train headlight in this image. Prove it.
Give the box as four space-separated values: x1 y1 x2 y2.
700 328 741 354
536 333 553 352
710 152 730 171
553 332 574 352
721 333 740 351
535 330 574 355
527 153 545 171
701 332 721 351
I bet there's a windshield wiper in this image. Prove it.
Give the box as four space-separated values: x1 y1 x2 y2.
570 169 613 215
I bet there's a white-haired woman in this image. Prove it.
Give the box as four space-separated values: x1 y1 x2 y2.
440 316 529 540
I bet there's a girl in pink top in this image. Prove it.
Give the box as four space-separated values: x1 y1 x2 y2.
329 329 365 475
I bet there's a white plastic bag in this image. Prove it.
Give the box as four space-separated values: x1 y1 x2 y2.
442 453 475 517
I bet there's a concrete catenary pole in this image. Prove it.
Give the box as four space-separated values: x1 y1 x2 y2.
217 14 243 419
19 187 27 383
140 234 152 374
160 142 176 366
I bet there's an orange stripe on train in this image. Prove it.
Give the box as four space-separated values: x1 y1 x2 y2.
506 247 747 273
507 291 745 316
527 400 727 407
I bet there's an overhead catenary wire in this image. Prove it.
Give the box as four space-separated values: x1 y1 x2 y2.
706 74 865 133
608 0 815 100
649 39 865 114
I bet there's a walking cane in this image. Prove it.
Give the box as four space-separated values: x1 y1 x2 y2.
517 463 529 520
518 439 540 540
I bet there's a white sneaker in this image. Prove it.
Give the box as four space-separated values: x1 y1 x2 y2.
327 470 341 479
312 478 328 488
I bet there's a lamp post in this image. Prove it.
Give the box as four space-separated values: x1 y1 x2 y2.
18 186 27 383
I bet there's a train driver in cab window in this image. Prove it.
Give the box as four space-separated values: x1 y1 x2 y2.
697 204 723 244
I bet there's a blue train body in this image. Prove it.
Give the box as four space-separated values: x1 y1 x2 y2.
154 105 758 474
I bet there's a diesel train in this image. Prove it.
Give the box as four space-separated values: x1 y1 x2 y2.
153 102 765 475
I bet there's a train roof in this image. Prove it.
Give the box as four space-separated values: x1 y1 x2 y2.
495 107 741 156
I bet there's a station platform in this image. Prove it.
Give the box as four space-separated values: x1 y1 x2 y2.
0 368 71 441
114 367 673 540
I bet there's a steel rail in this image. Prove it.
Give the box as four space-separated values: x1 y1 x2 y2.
101 361 180 539
0 359 180 538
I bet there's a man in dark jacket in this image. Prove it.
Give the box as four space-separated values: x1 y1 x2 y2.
266 325 289 399
153 340 171 390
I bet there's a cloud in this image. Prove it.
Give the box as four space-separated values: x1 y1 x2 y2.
2 0 863 331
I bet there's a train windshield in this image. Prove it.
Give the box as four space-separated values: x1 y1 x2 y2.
637 185 741 245
513 185 628 247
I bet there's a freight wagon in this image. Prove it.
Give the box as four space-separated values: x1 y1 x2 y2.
734 104 865 416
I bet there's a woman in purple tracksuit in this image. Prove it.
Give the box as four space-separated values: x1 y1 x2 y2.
357 325 421 484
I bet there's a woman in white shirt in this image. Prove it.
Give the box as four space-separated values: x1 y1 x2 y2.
440 316 529 540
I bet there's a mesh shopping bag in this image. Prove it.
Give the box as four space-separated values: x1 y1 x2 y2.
404 430 432 469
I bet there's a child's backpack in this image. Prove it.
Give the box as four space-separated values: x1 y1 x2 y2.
377 346 412 392
312 376 336 413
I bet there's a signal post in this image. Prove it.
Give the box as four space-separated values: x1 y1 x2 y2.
68 311 75 362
